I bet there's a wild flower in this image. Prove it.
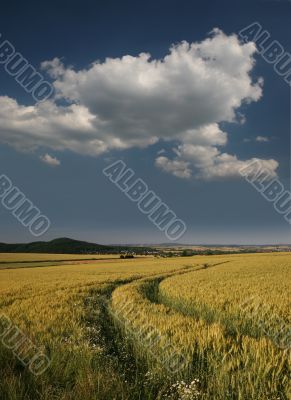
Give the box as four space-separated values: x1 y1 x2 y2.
163 379 202 399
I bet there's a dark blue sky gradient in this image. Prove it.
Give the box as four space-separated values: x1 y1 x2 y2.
0 0 290 244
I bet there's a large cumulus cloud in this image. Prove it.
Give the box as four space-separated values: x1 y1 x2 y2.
0 28 278 179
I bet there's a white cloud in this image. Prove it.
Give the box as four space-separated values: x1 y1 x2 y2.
256 135 269 142
40 153 61 166
0 28 278 180
157 148 166 155
196 155 278 180
155 156 192 179
157 149 278 180
174 144 219 168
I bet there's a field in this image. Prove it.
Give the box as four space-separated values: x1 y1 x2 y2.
0 253 290 400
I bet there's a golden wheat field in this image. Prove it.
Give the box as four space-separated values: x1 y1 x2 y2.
0 252 290 400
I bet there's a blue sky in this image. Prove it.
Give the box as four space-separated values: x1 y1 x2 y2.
0 0 290 244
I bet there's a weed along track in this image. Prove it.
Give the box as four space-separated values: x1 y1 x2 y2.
83 280 147 399
102 262 222 398
82 265 204 399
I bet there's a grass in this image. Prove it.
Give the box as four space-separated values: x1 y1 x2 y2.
0 253 290 399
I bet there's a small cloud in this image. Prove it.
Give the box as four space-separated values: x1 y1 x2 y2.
157 148 166 155
237 112 246 124
155 156 192 179
40 153 61 167
256 136 269 142
244 136 271 143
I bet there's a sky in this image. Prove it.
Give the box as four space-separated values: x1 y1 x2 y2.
0 0 290 244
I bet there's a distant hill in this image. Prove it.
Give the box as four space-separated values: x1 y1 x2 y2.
0 238 151 254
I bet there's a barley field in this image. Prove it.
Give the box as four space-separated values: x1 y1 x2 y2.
0 253 290 400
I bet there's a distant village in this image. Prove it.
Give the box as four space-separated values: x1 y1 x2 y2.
87 245 291 258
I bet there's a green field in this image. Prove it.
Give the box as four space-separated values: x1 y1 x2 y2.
0 253 290 399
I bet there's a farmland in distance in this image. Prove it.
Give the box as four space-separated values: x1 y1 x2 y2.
0 252 290 399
